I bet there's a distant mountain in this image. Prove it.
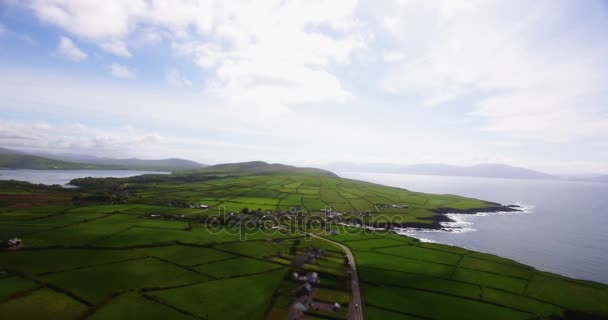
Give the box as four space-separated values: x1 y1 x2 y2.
0 147 206 171
326 162 559 180
0 147 27 155
570 175 608 183
40 154 206 170
0 154 107 170
196 161 337 177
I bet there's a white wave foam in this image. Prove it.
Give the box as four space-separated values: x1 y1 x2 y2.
392 203 534 242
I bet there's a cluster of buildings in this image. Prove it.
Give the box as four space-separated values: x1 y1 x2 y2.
289 271 320 320
375 203 409 209
188 203 209 209
288 246 347 320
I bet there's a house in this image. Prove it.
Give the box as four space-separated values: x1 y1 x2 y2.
1 238 22 249
293 302 308 312
306 272 319 284
295 283 312 298
288 301 309 320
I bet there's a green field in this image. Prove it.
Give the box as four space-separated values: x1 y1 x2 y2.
330 231 608 319
0 162 606 319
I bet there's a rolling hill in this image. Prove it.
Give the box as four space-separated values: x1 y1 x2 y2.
0 147 206 171
192 161 337 177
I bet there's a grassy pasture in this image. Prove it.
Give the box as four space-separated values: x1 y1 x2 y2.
364 284 530 320
135 245 235 266
366 306 422 320
459 255 534 279
315 288 350 304
0 276 39 300
15 212 109 226
150 269 285 320
0 249 144 275
451 268 528 294
345 238 415 251
0 224 55 238
374 245 462 265
0 288 89 320
354 251 454 277
359 266 482 299
194 256 281 278
335 232 608 319
214 239 295 258
525 274 608 314
20 214 137 246
88 292 195 320
41 257 206 304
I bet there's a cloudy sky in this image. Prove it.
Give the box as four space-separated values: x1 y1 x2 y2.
1 0 607 173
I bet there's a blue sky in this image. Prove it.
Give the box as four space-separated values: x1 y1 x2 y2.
0 0 607 173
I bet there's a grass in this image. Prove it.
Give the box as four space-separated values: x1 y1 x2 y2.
481 287 561 315
314 288 350 304
365 306 422 320
213 239 295 258
0 249 144 274
40 257 206 304
194 256 281 278
364 284 531 320
359 266 482 299
525 274 608 314
0 288 89 320
459 255 534 279
150 269 285 320
374 244 462 265
0 276 39 300
451 268 528 294
354 251 455 277
135 245 235 266
88 292 195 320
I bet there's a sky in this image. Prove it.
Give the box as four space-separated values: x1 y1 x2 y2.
0 0 607 174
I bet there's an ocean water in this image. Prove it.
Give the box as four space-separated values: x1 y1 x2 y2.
0 169 168 187
339 171 608 284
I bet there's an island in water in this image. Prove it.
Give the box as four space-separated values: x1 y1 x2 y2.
0 162 606 320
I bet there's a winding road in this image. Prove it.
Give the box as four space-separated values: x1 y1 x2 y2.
309 234 364 320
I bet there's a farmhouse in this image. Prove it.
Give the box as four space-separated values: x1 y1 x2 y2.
189 203 209 209
1 237 22 249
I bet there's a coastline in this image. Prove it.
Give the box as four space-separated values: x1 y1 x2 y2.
370 203 522 230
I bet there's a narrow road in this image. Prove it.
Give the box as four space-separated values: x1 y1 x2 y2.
309 234 364 320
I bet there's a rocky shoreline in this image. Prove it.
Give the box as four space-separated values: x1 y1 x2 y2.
371 202 522 230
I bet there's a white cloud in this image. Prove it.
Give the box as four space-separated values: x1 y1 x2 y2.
0 119 164 158
107 63 135 79
28 0 138 39
0 22 5 34
166 68 192 88
101 39 131 57
55 36 87 61
382 50 405 62
25 0 364 112
5 1 608 171
375 0 608 143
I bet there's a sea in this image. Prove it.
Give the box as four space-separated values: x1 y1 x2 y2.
339 171 608 284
